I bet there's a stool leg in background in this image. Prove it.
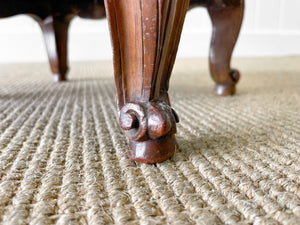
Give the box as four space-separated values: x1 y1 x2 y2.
208 0 244 96
36 15 73 82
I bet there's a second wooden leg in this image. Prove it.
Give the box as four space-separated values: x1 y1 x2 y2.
38 15 72 82
208 0 244 96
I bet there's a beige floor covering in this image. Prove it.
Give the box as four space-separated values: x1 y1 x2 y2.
0 57 299 225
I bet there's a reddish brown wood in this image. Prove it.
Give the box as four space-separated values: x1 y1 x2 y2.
104 0 189 163
33 15 73 82
191 0 244 96
208 0 244 96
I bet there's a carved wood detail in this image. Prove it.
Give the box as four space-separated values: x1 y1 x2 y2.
104 0 189 163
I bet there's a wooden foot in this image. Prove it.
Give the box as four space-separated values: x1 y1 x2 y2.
104 0 189 163
207 0 244 96
36 15 73 82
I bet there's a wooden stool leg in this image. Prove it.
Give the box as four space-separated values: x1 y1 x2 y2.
208 0 244 96
104 0 189 163
38 15 72 82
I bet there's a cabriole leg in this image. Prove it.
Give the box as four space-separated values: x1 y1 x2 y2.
104 0 189 163
208 0 244 96
38 15 72 82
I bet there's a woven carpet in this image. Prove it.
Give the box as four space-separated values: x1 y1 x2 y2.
0 57 299 225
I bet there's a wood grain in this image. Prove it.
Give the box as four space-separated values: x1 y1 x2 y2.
105 0 189 163
0 0 244 163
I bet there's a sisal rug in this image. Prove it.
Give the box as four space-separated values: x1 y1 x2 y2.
0 57 299 225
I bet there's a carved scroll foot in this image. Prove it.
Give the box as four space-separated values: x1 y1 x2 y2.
119 102 179 164
208 0 244 96
105 0 189 163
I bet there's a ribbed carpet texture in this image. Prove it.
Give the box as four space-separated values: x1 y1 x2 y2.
0 57 299 225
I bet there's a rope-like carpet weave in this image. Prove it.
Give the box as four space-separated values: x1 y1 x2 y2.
0 57 299 225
